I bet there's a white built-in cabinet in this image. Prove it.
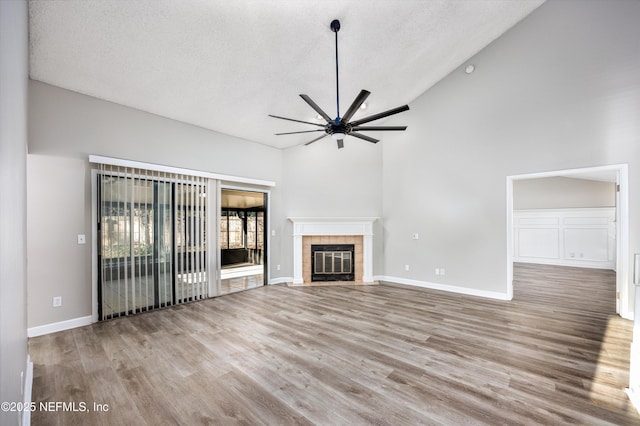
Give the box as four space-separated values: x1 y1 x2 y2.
513 208 615 270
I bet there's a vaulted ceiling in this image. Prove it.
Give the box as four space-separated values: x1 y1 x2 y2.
29 0 544 149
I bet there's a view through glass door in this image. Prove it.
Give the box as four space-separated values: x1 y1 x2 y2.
97 168 209 320
220 189 267 294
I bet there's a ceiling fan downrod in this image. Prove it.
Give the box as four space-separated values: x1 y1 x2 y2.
331 19 341 122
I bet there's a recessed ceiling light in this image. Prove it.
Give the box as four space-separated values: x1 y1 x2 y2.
360 102 367 110
316 114 323 120
465 64 476 74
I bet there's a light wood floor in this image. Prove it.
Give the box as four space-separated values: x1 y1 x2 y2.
29 264 639 425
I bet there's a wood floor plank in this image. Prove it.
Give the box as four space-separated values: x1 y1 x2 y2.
29 263 640 424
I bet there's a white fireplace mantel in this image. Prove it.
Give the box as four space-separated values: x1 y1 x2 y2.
288 217 378 284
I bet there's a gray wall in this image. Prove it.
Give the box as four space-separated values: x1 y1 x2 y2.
382 0 640 303
282 141 384 276
0 1 29 424
27 82 285 328
514 177 616 209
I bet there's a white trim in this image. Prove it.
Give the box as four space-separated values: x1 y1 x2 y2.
22 355 33 426
288 217 379 284
506 178 514 300
626 387 640 416
506 164 630 319
269 277 293 285
27 315 93 337
91 169 99 323
89 155 276 187
506 164 622 181
618 165 630 318
288 217 380 223
376 276 510 301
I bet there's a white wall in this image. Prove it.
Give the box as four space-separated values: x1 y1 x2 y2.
382 0 640 302
0 1 29 424
27 82 285 329
513 208 616 269
514 176 615 210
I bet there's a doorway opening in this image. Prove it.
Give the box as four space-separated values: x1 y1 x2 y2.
220 188 267 294
507 164 629 318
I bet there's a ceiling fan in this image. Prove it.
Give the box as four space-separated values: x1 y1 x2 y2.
269 19 409 149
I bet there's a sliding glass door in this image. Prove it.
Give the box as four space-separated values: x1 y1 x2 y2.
97 167 208 320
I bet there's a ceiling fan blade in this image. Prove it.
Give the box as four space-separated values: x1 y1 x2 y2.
268 114 326 127
300 95 333 122
349 132 379 144
275 129 325 136
351 126 407 131
337 139 344 149
340 90 371 123
304 133 329 146
349 105 410 126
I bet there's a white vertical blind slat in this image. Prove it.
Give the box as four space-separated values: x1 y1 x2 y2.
194 179 200 300
201 175 207 298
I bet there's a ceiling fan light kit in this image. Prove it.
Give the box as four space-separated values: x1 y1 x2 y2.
269 19 409 149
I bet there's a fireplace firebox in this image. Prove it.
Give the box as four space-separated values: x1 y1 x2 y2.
311 244 355 282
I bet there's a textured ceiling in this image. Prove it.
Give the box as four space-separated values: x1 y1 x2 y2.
29 0 544 149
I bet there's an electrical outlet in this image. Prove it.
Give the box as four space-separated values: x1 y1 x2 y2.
441 268 446 276
271 230 276 236
411 233 419 240
405 264 410 271
77 234 86 245
435 268 440 275
277 264 281 271
53 296 62 307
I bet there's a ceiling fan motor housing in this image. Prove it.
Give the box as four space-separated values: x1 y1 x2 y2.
327 122 350 136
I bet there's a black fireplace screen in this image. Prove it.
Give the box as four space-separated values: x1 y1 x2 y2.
311 244 355 282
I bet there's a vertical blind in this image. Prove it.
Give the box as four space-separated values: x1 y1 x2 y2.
98 164 209 320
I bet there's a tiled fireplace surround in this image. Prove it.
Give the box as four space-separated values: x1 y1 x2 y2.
289 218 377 284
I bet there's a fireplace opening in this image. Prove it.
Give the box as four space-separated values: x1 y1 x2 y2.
311 244 355 282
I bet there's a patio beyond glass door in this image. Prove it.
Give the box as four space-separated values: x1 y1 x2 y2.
220 189 267 294
97 167 209 320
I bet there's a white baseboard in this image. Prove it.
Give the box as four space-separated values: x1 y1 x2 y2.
626 388 640 415
21 355 33 426
375 275 510 301
269 276 293 285
27 315 93 338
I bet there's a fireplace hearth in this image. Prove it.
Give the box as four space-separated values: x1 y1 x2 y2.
311 244 355 282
